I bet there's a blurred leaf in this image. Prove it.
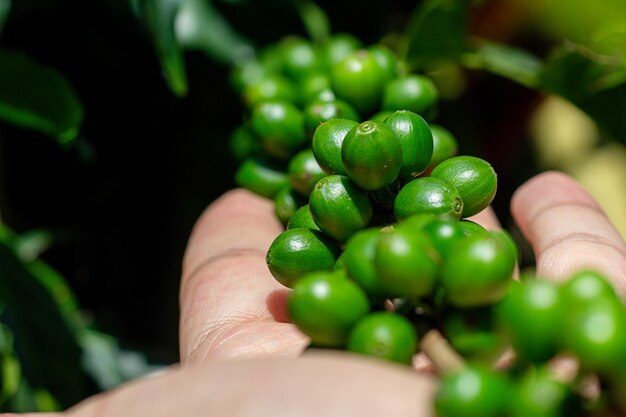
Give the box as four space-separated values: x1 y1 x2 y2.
0 225 79 317
139 0 188 96
0 49 84 144
14 229 53 262
540 42 626 143
79 329 159 390
404 0 471 66
295 0 330 44
463 41 543 88
0 0 10 36
0 323 21 406
0 243 91 408
175 0 252 64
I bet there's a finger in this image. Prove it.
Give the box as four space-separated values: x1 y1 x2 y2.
466 205 501 230
180 189 306 365
66 354 436 417
511 171 626 297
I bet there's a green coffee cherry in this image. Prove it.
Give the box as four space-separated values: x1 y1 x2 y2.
393 177 463 220
374 226 439 298
382 75 438 116
429 124 458 168
496 280 564 363
298 72 333 105
279 36 323 81
287 149 326 196
435 366 510 417
367 44 398 82
235 157 288 198
341 121 402 190
274 186 305 225
322 33 363 67
312 119 358 175
289 270 370 347
332 50 386 114
229 125 259 162
309 175 373 241
430 156 497 218
442 234 515 307
384 110 433 178
511 369 583 417
266 228 340 288
422 218 466 259
457 220 488 237
562 296 626 376
304 100 360 137
342 228 387 297
347 312 417 364
250 100 306 160
287 204 320 231
443 306 507 363
243 75 297 107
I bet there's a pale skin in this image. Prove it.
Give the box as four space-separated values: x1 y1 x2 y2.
5 171 626 417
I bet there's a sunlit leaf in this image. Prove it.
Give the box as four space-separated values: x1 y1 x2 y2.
0 49 84 144
295 0 330 44
404 0 471 66
139 0 188 96
463 41 543 88
175 0 253 64
0 243 91 408
0 0 10 36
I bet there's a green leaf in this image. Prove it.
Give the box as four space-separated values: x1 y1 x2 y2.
139 0 188 96
463 41 543 88
0 48 84 144
540 42 626 142
0 323 21 406
175 0 253 64
295 0 330 44
79 329 159 390
0 0 10 37
404 0 471 66
14 229 53 262
0 242 91 408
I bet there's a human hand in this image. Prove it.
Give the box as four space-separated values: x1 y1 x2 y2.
8 171 625 417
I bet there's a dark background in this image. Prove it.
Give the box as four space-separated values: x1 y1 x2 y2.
0 0 540 363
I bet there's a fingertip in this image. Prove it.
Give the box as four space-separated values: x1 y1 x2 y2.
511 171 602 228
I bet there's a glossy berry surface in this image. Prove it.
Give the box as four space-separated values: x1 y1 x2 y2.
289 270 370 347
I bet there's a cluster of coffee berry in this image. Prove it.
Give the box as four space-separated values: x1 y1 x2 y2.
229 33 626 416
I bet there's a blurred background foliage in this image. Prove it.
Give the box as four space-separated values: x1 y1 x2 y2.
0 0 624 411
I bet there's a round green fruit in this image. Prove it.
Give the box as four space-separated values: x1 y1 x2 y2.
266 228 340 288
279 36 323 81
384 110 433 178
287 149 326 196
309 175 373 241
382 75 438 116
374 226 439 298
435 366 510 417
287 204 320 231
304 100 360 137
342 228 387 297
274 186 305 225
393 177 463 220
250 101 306 160
289 270 370 347
341 121 402 190
322 33 363 67
442 234 515 307
243 75 296 107
312 119 358 176
367 44 398 82
347 312 417 364
235 157 288 198
331 50 386 114
430 156 497 218
429 124 458 168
